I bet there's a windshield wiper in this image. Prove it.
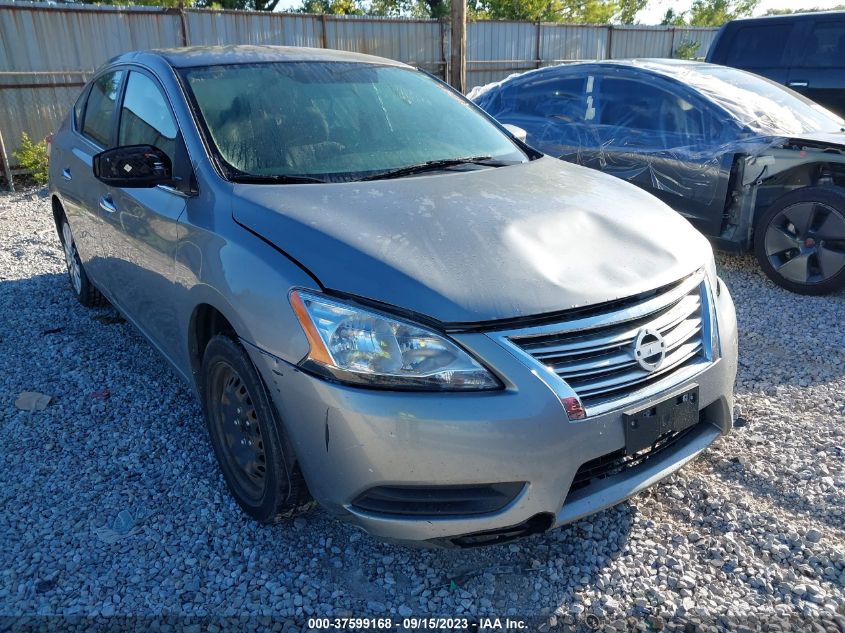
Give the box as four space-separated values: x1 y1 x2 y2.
230 174 327 184
358 156 515 181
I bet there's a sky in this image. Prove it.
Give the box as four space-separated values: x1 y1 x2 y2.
638 0 844 23
273 0 845 19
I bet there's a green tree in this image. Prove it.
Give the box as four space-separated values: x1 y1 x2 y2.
616 0 648 24
765 4 845 14
662 0 759 26
660 7 686 25
689 0 758 25
673 38 700 59
291 0 650 22
195 0 280 11
298 0 364 13
13 133 49 185
468 0 649 22
367 0 448 18
47 0 195 6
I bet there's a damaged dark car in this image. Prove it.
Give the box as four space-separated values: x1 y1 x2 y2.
470 59 845 295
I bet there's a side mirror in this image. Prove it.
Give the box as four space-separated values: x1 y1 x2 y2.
502 123 528 143
93 145 172 188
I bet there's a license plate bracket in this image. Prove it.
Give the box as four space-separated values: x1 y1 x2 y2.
623 384 699 455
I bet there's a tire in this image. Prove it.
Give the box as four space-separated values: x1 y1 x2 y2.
58 217 107 307
201 334 309 523
753 186 845 295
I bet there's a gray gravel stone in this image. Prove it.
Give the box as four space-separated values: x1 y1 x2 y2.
1 188 844 628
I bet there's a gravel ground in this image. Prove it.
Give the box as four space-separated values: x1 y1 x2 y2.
1 187 844 631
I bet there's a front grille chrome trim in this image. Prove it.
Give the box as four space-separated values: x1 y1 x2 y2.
493 270 715 418
495 270 705 341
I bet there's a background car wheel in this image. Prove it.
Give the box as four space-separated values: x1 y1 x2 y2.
59 217 107 307
754 186 845 295
201 334 309 523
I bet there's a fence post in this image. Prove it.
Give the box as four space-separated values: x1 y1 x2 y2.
320 14 328 49
178 1 189 47
0 127 13 193
606 24 614 59
440 18 449 82
535 19 542 68
450 0 466 92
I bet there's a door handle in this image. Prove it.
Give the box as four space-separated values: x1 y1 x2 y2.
788 80 809 88
99 195 117 214
62 168 72 181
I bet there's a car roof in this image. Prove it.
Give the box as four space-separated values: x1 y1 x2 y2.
508 58 722 83
726 10 845 23
109 45 410 69
589 58 705 73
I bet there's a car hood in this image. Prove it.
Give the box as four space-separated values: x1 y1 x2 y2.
784 131 845 149
232 157 712 324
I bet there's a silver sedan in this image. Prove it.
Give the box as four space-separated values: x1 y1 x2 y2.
48 46 738 546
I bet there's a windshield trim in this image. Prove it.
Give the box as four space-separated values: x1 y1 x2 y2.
177 61 535 185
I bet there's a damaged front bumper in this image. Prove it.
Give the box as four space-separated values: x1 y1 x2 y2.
245 277 738 546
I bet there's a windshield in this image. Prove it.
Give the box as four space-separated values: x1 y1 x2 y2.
683 65 845 135
180 62 526 182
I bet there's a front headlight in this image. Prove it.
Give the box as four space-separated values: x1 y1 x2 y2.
705 253 719 294
703 253 721 358
289 290 502 391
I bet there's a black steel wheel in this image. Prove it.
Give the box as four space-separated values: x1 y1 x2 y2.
754 186 845 295
201 335 308 523
211 366 268 503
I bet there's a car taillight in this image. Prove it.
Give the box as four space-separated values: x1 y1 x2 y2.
45 133 53 161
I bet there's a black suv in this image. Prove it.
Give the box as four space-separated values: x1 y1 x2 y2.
707 11 845 116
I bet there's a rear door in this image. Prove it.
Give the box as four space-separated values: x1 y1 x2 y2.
786 17 845 116
97 68 186 352
55 69 126 283
484 72 594 160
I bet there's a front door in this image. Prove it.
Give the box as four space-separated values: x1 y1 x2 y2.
786 19 845 117
581 75 731 237
97 69 186 353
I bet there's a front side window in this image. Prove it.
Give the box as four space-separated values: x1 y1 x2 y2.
180 62 525 181
724 24 792 68
118 71 178 164
597 77 721 148
81 70 125 147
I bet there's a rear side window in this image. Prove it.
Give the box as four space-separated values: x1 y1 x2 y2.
724 24 792 68
72 87 88 130
81 70 125 147
118 72 178 164
800 21 845 67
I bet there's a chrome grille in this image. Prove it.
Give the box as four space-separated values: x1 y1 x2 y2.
504 272 713 414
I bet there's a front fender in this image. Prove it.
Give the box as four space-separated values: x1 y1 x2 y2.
175 208 321 392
